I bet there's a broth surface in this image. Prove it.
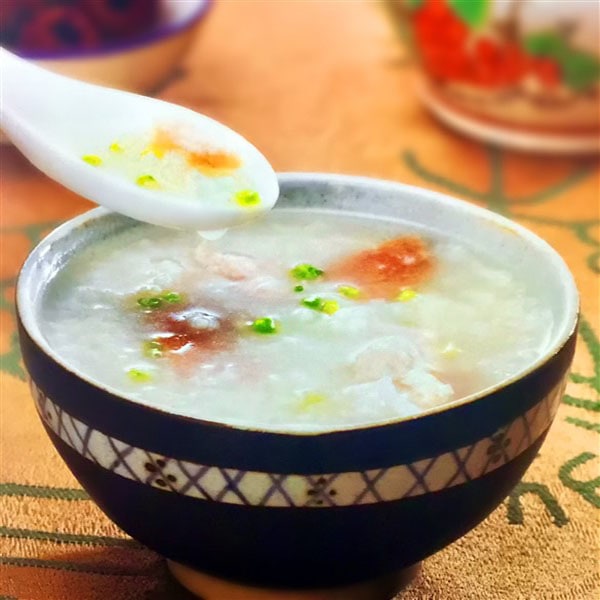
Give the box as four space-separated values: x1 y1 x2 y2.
41 210 552 431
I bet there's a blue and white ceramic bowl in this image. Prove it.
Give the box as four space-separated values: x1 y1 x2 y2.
16 174 578 600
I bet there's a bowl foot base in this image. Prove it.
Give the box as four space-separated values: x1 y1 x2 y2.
167 560 421 600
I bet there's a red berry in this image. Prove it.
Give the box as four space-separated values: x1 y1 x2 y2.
472 63 498 87
444 52 471 79
474 38 500 65
423 0 452 21
414 13 439 41
497 44 525 85
444 19 468 45
413 1 532 88
532 58 561 87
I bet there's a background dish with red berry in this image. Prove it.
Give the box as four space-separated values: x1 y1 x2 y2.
391 0 600 153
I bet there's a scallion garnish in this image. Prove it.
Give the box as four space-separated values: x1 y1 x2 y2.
127 368 152 383
143 340 164 359
321 300 340 315
136 290 182 310
82 155 102 166
137 296 163 309
234 190 261 207
250 317 278 334
299 392 327 411
136 174 159 188
162 291 181 303
300 297 339 315
290 264 324 281
338 285 360 299
301 297 322 310
396 289 418 302
441 342 462 358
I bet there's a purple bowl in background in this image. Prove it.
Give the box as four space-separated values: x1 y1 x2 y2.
7 0 212 93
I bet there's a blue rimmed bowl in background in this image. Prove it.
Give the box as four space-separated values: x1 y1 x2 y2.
5 0 211 93
16 174 578 600
0 0 211 145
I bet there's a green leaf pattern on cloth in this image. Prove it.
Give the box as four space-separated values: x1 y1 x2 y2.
403 145 600 521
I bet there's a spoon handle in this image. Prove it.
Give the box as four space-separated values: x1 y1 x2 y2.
0 48 84 179
1 49 53 122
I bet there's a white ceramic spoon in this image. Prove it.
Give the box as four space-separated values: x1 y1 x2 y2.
0 48 279 230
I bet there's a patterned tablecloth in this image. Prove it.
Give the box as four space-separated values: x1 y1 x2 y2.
1 2 598 599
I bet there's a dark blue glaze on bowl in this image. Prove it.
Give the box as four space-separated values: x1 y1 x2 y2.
16 174 578 595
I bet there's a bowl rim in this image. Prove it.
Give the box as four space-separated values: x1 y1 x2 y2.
16 172 580 435
11 0 212 61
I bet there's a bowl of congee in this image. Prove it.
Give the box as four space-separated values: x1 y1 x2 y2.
17 173 578 599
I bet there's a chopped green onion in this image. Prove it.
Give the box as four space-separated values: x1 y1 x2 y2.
299 392 327 411
142 340 164 359
300 297 339 315
137 296 163 309
441 342 462 358
301 297 323 310
109 142 123 153
234 190 261 207
162 291 181 303
396 289 418 302
82 155 102 167
136 291 181 310
127 368 152 383
250 317 278 334
321 300 340 315
338 285 360 299
293 285 305 293
290 264 324 281
136 174 159 188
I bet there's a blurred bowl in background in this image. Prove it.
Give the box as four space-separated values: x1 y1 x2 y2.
1 0 210 92
3 0 211 93
0 0 211 145
390 0 600 154
20 0 210 92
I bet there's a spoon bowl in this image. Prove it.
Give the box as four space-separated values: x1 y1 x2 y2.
0 48 278 230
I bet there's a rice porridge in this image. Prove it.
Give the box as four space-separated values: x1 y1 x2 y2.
41 210 552 431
